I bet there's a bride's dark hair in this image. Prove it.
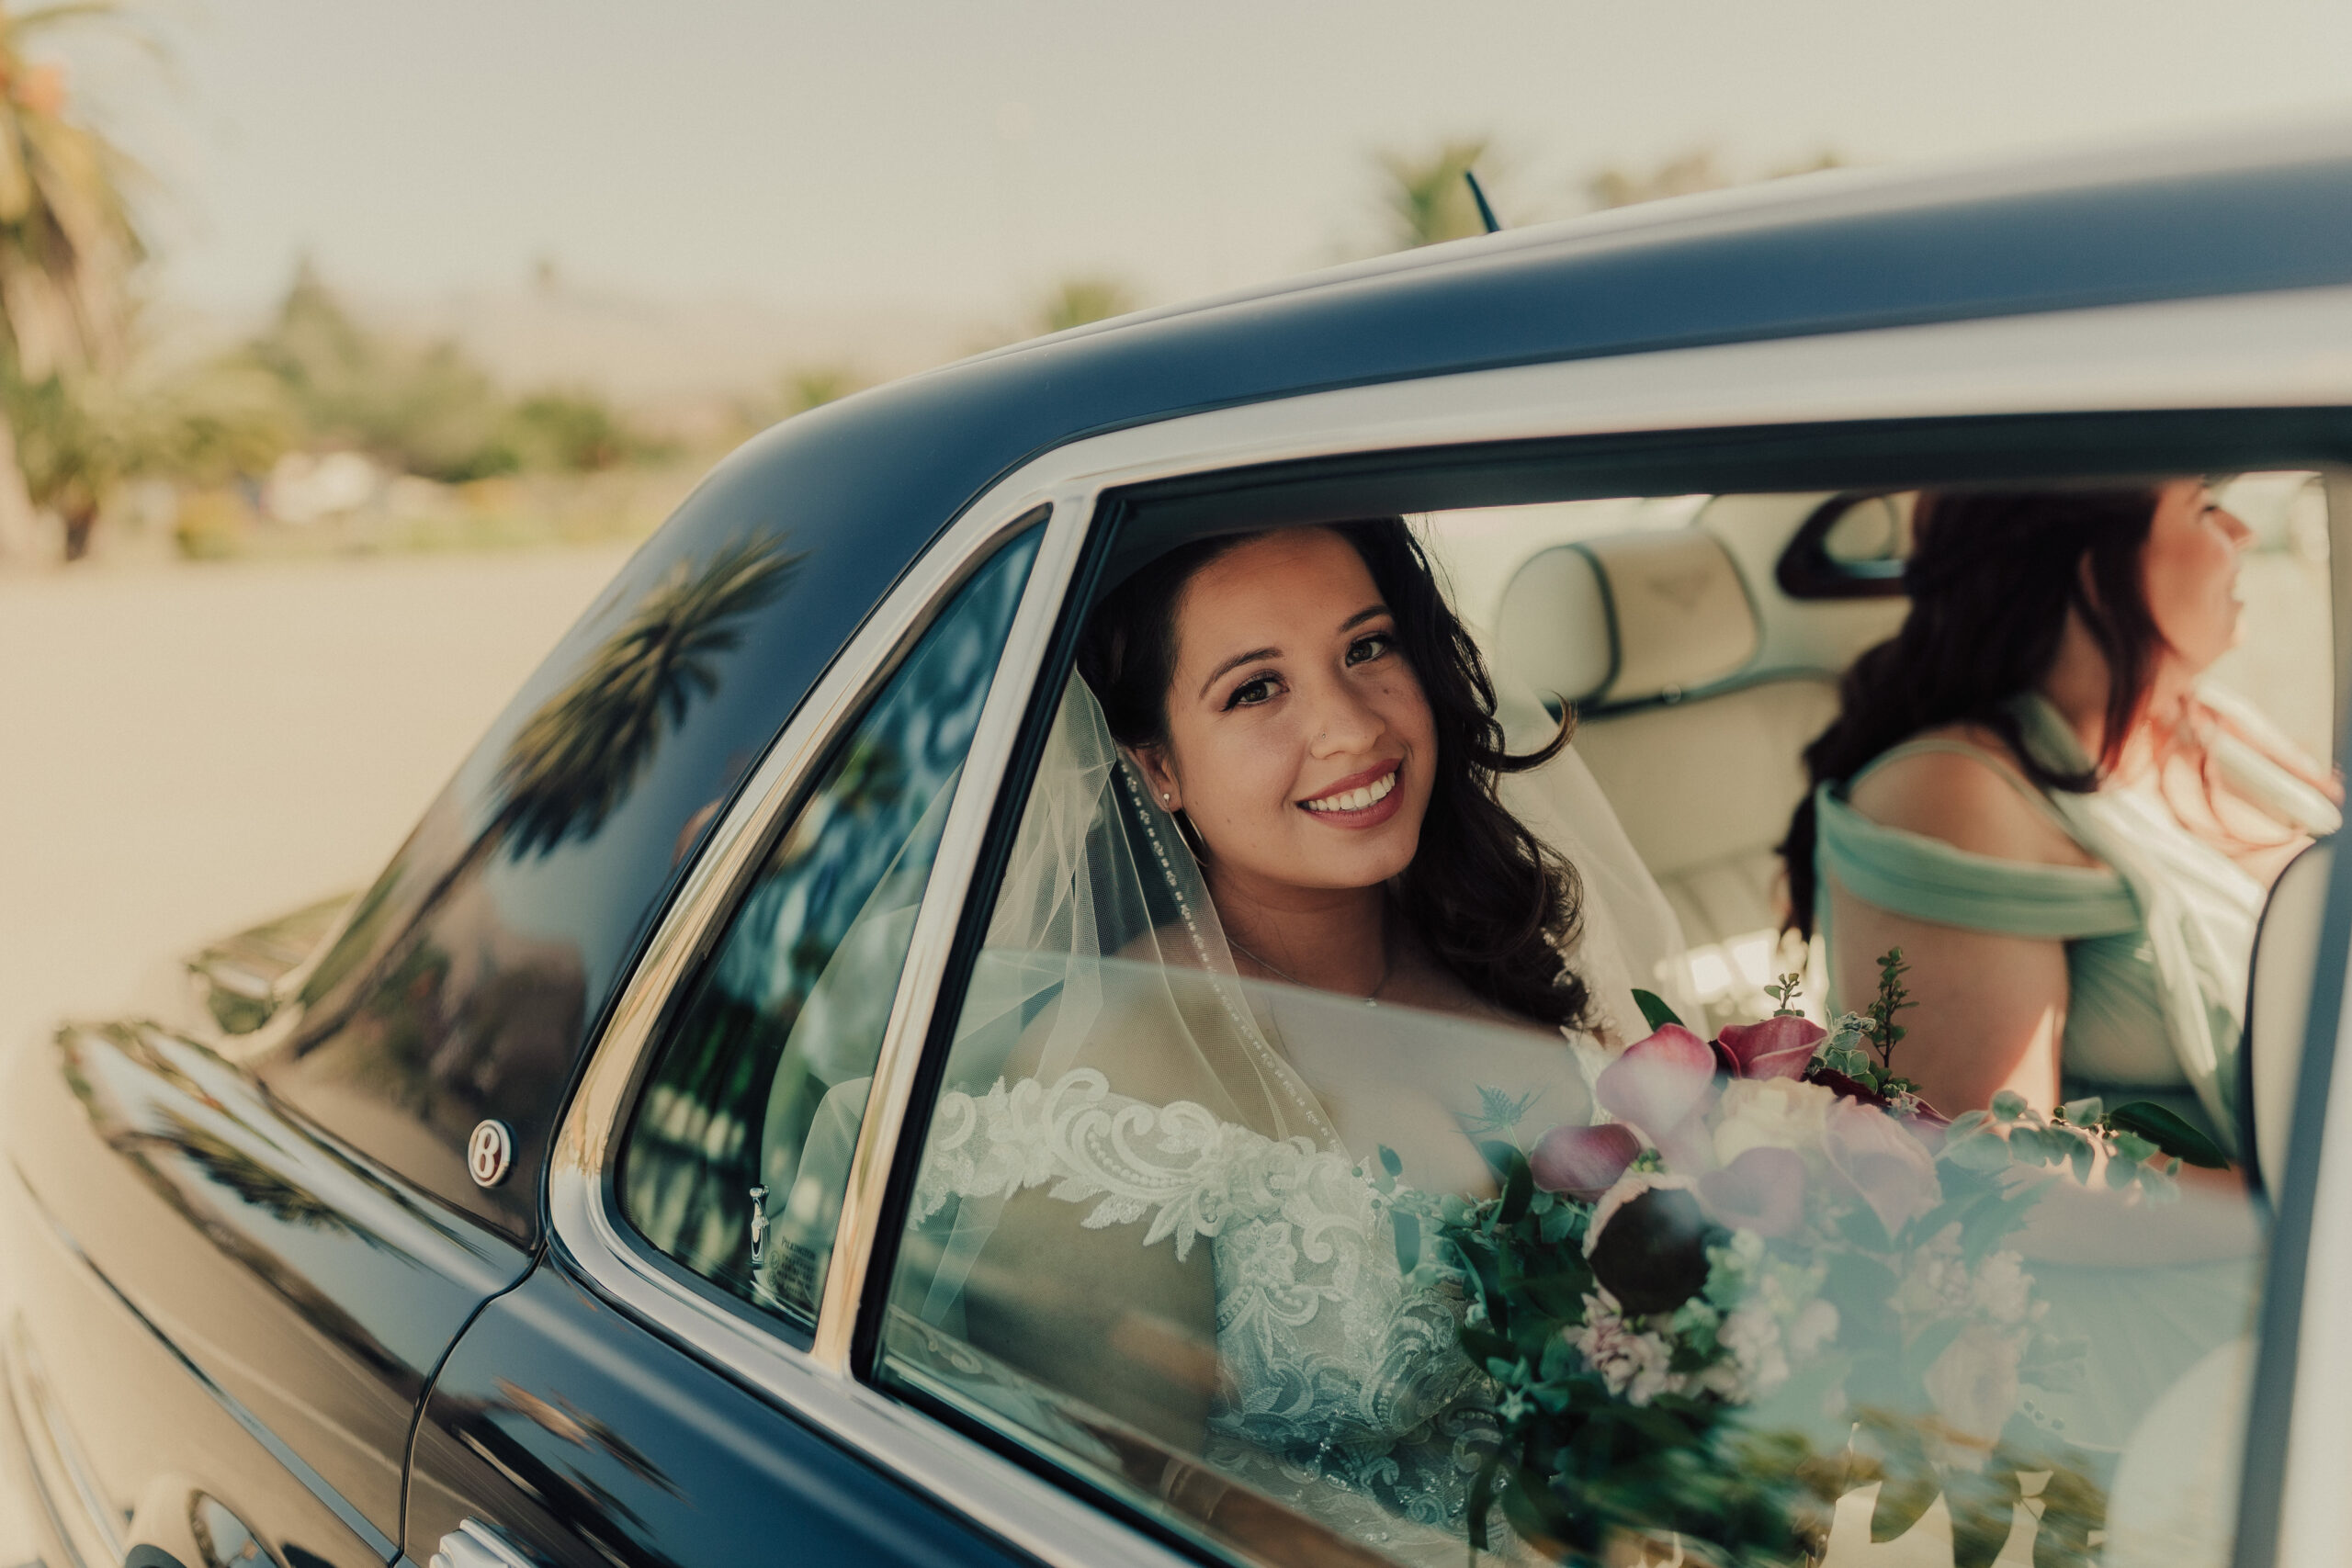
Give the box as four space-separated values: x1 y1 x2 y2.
1078 518 1593 1030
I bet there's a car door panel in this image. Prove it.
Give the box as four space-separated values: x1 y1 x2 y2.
4 1201 392 1568
403 1258 1030 1568
3 1017 527 1561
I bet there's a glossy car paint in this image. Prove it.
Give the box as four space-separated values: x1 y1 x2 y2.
5 125 2352 1568
401 1261 1027 1568
1 1019 518 1566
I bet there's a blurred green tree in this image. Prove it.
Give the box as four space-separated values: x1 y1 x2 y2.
4 367 116 557
503 389 635 471
0 2 147 556
1374 137 1495 249
780 364 862 414
244 259 514 481
1035 276 1134 335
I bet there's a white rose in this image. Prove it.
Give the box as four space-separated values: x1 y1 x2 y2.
1971 1250 2033 1325
1712 1077 1835 1167
1921 1324 2025 1472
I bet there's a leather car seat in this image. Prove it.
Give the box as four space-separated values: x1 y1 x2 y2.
1495 528 1838 1031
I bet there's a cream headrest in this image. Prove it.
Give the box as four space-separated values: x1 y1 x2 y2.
1496 530 1758 708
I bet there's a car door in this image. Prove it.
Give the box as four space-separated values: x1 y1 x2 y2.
3 979 529 1568
401 505 1169 1568
416 289 2352 1568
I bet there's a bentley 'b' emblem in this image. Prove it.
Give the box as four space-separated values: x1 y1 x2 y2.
468 1120 514 1188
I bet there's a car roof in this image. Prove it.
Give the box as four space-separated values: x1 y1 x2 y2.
978 118 2352 382
311 122 2352 1233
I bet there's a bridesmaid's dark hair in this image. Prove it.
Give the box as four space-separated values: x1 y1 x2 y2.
1079 518 1593 1030
1779 486 2165 938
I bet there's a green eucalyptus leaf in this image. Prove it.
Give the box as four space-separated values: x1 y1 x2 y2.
2068 1131 2096 1185
1632 987 1685 1032
2105 1101 2229 1169
1465 1450 1503 1551
1990 1090 2028 1122
1944 1129 2016 1173
1477 1139 1526 1188
1498 1150 1535 1226
1392 1210 1421 1276
2061 1096 2104 1124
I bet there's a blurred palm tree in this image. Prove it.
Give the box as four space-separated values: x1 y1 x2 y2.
1374 138 1495 250
0 2 145 556
1035 276 1134 335
781 365 863 414
4 363 115 556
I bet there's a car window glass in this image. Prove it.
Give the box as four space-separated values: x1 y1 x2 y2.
618 527 1039 1325
876 481 2323 1568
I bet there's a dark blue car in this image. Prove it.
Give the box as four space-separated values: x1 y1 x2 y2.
9 123 2352 1568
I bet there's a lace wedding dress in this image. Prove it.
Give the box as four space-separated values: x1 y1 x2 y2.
912 1066 1500 1549
881 675 1677 1562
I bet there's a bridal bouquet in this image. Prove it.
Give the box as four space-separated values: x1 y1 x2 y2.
1382 953 2225 1568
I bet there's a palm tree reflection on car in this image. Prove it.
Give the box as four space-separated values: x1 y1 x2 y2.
298 534 804 1038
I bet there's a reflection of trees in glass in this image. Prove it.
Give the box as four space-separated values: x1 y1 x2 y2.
145 1106 382 1247
500 536 803 858
306 535 800 1037
622 535 1039 1305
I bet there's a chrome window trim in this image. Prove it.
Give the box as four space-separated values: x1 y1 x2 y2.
548 487 1198 1568
551 282 2352 1568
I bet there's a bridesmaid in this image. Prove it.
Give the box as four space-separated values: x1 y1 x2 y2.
1779 479 2339 1450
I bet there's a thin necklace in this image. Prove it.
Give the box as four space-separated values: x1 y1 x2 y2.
1227 929 1395 1008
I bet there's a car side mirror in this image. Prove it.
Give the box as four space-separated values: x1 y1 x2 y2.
2244 838 2335 1190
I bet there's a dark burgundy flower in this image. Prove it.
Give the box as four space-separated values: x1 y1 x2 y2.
1805 1067 1893 1109
1588 1186 1721 1316
1898 1097 1953 1152
1530 1122 1641 1201
1696 1146 1807 1238
1716 1015 1826 1081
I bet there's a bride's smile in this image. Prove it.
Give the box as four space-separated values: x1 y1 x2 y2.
1298 761 1403 823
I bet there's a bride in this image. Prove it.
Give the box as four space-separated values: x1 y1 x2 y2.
887 520 1678 1560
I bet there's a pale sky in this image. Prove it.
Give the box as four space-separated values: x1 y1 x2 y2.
89 0 2352 321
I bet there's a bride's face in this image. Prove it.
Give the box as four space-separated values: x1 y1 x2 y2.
1133 528 1439 900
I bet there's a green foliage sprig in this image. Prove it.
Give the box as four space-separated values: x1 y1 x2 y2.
1866 947 1915 1073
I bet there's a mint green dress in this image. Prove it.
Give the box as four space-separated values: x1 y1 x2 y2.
1813 693 2335 1453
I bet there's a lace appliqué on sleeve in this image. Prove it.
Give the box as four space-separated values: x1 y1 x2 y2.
914 1069 1503 1548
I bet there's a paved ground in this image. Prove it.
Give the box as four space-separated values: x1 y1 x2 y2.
0 547 632 1562
0 547 635 1054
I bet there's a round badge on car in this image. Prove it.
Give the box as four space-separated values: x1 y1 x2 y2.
468 1120 514 1188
